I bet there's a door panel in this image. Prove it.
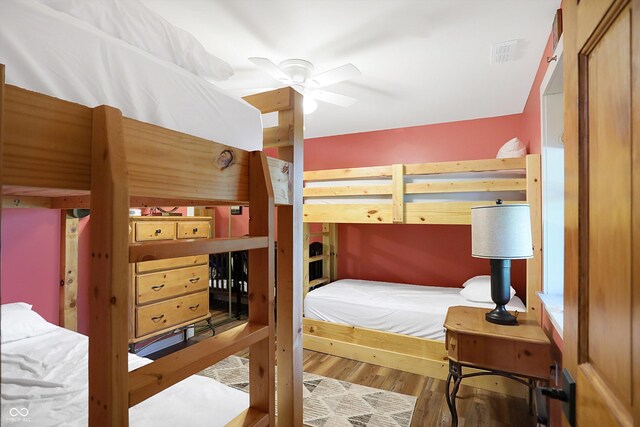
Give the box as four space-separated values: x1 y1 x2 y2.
586 6 632 408
565 0 638 425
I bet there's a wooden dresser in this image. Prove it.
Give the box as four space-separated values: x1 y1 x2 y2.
129 216 213 343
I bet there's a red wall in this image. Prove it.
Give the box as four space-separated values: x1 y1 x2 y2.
305 114 528 296
521 34 554 155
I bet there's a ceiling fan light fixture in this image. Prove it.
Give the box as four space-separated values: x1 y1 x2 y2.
303 96 318 114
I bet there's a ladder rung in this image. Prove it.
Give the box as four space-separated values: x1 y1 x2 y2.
129 322 269 407
129 236 269 263
309 277 330 288
308 254 329 263
226 407 269 427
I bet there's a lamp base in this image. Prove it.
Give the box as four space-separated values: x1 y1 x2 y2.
485 305 518 325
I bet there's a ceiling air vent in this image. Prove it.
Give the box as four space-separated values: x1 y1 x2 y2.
491 40 518 64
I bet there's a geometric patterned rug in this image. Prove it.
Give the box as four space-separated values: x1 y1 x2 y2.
200 356 416 427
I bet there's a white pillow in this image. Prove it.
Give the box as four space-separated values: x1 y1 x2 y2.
35 0 234 80
496 137 527 158
1 303 57 344
460 279 516 303
462 275 490 288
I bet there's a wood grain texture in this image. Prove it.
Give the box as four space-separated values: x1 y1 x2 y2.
275 87 304 426
392 164 405 223
587 7 633 406
135 254 208 274
59 213 78 331
263 125 291 148
304 165 393 181
243 87 293 114
302 350 535 427
266 156 292 206
525 154 542 315
303 318 527 398
136 291 209 336
136 264 208 304
404 157 526 175
3 86 92 190
405 178 525 194
303 184 391 197
129 322 268 406
123 117 250 203
89 106 130 426
129 236 268 263
577 364 632 427
226 407 269 427
632 0 640 422
2 195 53 208
248 152 276 425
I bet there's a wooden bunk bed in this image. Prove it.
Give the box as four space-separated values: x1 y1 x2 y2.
0 62 304 426
301 154 542 398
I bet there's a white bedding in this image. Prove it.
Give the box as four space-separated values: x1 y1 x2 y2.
305 171 526 204
1 326 248 426
304 278 527 340
0 0 262 151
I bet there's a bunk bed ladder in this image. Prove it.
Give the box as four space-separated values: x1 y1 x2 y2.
90 105 275 426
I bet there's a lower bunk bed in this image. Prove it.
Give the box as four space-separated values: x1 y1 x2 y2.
1 303 248 426
303 278 530 398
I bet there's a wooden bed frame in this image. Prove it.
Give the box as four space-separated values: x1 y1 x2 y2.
302 154 542 398
0 63 304 426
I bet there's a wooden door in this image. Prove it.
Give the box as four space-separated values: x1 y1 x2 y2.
564 0 639 425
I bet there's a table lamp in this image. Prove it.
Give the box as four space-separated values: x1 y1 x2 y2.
471 200 533 325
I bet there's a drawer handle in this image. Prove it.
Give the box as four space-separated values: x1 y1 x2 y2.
151 314 165 323
151 284 165 291
189 277 200 284
155 229 162 234
188 304 200 311
193 227 199 233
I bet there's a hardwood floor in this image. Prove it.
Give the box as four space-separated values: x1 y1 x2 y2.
301 350 536 427
187 322 536 426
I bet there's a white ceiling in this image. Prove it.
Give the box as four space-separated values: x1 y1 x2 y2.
142 0 561 139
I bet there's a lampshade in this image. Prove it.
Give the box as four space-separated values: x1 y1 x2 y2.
471 203 533 259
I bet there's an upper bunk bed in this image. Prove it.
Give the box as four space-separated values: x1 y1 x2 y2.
300 154 542 398
1 1 304 425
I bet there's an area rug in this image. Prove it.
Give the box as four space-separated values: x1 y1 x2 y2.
200 356 416 427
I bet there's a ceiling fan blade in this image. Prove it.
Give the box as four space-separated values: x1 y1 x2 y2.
311 63 361 88
248 57 290 82
311 89 357 107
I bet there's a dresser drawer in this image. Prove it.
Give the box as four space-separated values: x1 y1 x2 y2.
136 291 209 337
134 221 176 242
177 221 210 239
136 265 209 304
136 254 208 274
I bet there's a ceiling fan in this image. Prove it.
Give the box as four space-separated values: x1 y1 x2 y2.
248 57 361 113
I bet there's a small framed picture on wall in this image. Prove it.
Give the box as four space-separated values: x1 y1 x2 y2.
230 206 243 215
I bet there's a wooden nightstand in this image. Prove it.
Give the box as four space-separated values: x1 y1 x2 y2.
443 306 551 426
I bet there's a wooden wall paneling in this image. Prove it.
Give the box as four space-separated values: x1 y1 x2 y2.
526 154 542 316
59 211 79 331
247 151 276 424
391 164 404 223
275 88 304 426
89 106 130 426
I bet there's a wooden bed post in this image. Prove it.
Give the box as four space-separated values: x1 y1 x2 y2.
90 105 130 426
526 154 542 317
248 151 276 424
59 211 79 331
244 87 304 425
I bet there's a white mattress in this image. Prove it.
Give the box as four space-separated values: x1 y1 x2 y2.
0 326 248 426
304 279 527 340
305 171 526 204
0 0 262 151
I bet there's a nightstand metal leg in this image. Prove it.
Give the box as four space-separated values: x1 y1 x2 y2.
445 360 462 427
